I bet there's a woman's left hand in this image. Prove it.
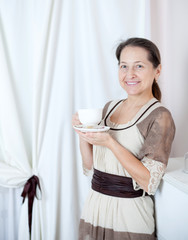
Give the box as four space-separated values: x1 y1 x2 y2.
75 130 112 147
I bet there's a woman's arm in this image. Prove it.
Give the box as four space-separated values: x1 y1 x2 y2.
77 131 150 191
79 136 93 170
107 136 150 192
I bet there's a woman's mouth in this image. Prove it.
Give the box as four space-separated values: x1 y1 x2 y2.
125 81 140 86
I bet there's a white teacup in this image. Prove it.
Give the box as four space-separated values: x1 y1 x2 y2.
78 108 102 126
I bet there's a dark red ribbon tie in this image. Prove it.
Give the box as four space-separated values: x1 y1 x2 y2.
21 175 41 234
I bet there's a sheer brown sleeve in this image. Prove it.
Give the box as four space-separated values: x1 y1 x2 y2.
137 107 176 166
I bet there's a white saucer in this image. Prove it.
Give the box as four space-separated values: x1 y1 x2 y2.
73 125 110 132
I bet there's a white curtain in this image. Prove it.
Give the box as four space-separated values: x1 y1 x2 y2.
1 0 188 239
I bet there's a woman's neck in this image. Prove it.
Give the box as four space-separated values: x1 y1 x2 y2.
126 94 154 108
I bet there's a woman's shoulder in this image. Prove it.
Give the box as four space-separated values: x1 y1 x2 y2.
137 101 176 138
102 99 123 118
149 102 174 122
104 99 123 107
139 98 174 122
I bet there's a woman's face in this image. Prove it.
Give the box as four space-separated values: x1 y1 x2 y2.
118 46 161 98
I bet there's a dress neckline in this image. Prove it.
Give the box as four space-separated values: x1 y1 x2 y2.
105 98 159 130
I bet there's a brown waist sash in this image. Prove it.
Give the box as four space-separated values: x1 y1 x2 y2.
92 168 147 198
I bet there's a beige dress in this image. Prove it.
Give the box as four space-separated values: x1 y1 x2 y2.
79 98 175 240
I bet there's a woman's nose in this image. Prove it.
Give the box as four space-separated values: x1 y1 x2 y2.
126 68 136 78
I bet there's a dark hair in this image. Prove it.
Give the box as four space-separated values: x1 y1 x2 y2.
116 37 162 101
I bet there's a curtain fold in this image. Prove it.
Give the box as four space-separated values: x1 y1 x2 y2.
0 17 32 186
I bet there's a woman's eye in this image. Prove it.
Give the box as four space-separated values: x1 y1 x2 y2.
120 65 127 69
136 64 143 69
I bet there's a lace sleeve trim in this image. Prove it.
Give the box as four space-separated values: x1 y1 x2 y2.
142 157 166 195
133 157 166 195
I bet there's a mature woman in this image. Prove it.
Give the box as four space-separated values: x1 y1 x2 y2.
73 37 175 240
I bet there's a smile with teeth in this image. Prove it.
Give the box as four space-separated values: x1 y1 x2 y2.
126 81 140 85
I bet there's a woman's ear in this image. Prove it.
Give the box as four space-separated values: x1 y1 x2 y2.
155 64 162 81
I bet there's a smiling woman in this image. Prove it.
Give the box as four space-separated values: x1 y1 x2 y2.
72 37 175 240
116 38 162 102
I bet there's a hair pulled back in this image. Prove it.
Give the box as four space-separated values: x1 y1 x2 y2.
116 37 162 101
